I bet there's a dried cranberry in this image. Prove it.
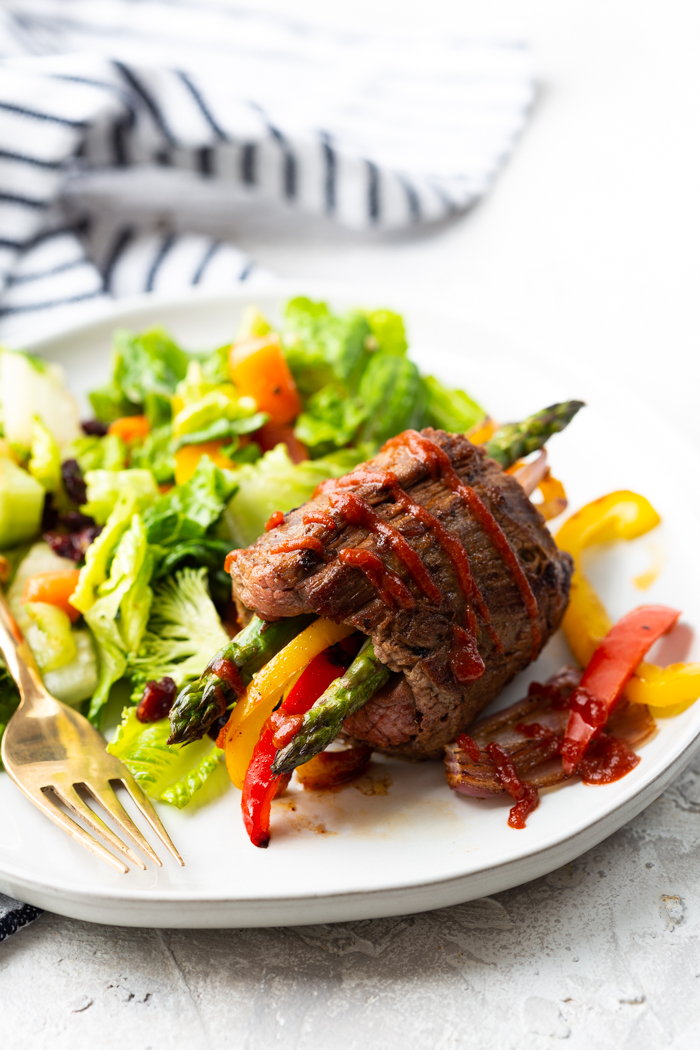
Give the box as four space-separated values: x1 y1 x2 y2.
44 531 80 561
62 511 96 532
81 419 109 436
43 523 102 562
136 677 177 723
61 459 87 505
41 494 59 531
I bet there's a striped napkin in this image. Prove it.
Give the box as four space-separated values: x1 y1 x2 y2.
0 0 535 937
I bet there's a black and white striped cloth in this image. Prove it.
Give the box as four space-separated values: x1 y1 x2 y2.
0 0 536 346
0 1 535 939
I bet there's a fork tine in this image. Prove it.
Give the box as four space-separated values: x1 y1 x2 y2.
85 782 162 868
50 783 147 871
31 788 129 874
118 774 185 866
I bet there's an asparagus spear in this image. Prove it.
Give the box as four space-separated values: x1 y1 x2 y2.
167 613 313 744
271 639 390 776
484 400 584 470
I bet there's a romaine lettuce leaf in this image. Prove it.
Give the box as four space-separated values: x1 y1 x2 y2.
90 328 189 421
282 297 372 395
142 456 237 547
81 468 159 526
83 514 153 723
70 433 127 474
364 309 408 356
357 355 426 448
223 444 363 548
128 424 176 485
423 375 484 433
293 385 366 456
152 537 232 607
107 706 222 808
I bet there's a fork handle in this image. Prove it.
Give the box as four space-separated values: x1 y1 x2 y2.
0 590 47 707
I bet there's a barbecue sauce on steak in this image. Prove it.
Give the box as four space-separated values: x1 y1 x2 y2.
229 428 573 758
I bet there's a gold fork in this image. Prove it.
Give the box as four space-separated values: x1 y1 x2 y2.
0 591 183 874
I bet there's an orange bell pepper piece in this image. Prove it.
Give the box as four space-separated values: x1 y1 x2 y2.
107 415 151 442
229 334 302 425
22 570 82 623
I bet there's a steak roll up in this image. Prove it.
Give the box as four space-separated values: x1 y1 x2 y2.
228 427 573 760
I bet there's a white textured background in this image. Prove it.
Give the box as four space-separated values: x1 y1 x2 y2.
2 1 700 1046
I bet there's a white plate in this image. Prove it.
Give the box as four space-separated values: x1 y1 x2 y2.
1 282 699 929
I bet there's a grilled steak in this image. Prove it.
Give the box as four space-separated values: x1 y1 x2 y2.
229 428 573 758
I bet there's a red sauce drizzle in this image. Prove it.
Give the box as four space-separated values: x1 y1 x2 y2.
485 741 540 829
450 624 485 682
338 548 416 609
456 733 482 763
328 490 443 605
209 655 246 698
577 734 640 785
567 686 609 730
265 511 285 532
224 550 239 573
270 711 304 749
515 721 557 742
338 469 500 652
270 536 325 558
303 510 337 530
387 431 541 659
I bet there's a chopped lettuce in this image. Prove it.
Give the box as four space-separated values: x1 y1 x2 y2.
0 347 81 452
236 305 272 340
107 706 222 808
142 456 237 547
81 468 159 526
82 514 153 724
223 444 363 548
357 355 426 449
152 537 232 607
128 424 175 485
364 309 408 356
70 433 127 474
71 497 139 615
282 297 372 396
423 375 484 433
0 662 20 770
89 328 189 422
294 386 366 457
130 567 229 696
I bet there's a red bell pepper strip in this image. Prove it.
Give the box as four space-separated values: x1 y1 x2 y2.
561 605 680 775
241 642 357 848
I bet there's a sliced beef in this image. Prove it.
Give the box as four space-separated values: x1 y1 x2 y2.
229 428 573 758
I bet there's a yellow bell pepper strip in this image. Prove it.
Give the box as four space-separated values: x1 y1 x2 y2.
625 662 700 714
555 491 661 666
218 618 355 789
561 604 680 774
555 491 700 712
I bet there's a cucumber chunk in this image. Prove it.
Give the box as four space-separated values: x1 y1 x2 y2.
0 456 44 547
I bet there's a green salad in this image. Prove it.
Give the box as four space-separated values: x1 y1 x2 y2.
0 297 484 808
